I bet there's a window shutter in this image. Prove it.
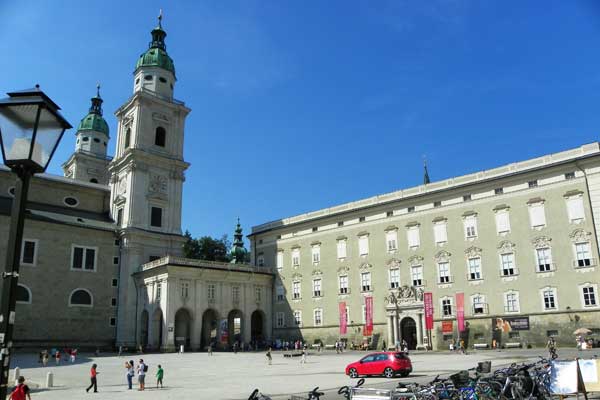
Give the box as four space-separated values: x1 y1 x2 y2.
567 198 585 221
358 236 369 255
337 241 347 258
496 211 510 233
529 204 546 227
433 223 447 243
407 227 420 247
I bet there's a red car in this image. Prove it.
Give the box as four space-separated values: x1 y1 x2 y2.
345 352 412 378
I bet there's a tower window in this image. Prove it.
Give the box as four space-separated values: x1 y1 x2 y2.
150 207 163 228
90 179 98 184
124 128 131 148
159 77 167 83
93 138 100 143
135 78 140 84
82 137 89 142
155 127 166 147
144 75 153 81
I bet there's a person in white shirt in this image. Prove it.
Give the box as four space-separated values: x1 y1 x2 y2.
137 359 146 391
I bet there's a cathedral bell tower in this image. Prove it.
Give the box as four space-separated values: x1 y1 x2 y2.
109 12 191 347
62 85 111 184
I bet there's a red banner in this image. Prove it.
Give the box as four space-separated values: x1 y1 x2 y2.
424 292 434 330
339 302 347 335
442 320 453 334
456 293 465 332
364 296 373 336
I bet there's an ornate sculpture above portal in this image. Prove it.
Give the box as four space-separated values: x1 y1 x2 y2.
497 240 515 253
359 262 373 271
464 246 482 259
408 255 424 267
337 266 350 274
386 284 424 305
531 236 552 249
386 258 401 269
569 229 591 243
312 269 323 276
434 250 451 263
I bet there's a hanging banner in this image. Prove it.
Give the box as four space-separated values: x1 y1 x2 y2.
456 293 465 332
339 302 347 335
219 319 229 344
424 292 434 330
442 320 453 334
364 296 373 336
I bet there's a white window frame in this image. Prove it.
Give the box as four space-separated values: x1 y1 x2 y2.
313 308 323 326
536 247 554 272
471 294 487 315
20 238 39 267
257 254 265 267
294 310 302 327
276 251 284 272
68 288 94 308
574 242 593 268
358 235 369 256
386 230 398 252
504 291 520 313
495 210 511 234
207 284 216 300
468 257 482 280
292 281 301 300
275 285 284 302
540 287 558 311
566 196 585 223
437 262 451 284
276 312 285 328
407 226 420 248
312 278 322 297
339 275 349 294
500 253 516 276
360 271 372 292
180 281 190 298
411 265 424 286
255 286 262 302
464 215 478 239
312 245 321 264
16 284 32 304
433 222 448 244
337 240 347 259
291 248 300 267
70 245 98 272
389 268 400 289
441 297 453 318
529 202 546 228
232 285 240 303
580 283 598 308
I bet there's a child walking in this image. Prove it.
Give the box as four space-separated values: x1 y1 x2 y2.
156 364 164 388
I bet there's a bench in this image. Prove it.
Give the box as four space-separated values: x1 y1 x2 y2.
504 342 522 349
473 343 490 349
325 344 335 350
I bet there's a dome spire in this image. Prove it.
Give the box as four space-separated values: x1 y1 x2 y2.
423 155 431 185
150 9 167 51
230 218 248 264
89 83 103 116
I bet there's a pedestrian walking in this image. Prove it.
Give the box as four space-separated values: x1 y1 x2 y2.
156 364 164 388
125 361 134 390
70 348 77 363
9 376 31 400
42 351 49 367
54 350 61 365
85 364 98 393
137 358 147 391
459 339 467 355
207 343 213 355
266 347 272 365
547 337 558 360
382 340 387 351
300 347 307 364
233 341 238 354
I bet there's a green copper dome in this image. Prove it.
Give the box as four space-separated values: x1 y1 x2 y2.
135 14 176 76
77 85 109 136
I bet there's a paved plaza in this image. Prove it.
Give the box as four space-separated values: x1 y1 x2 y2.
9 347 600 399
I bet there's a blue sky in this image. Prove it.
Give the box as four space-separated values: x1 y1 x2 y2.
2 1 600 240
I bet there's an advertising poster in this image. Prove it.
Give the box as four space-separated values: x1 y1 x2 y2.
219 319 228 344
424 292 434 330
339 302 347 335
549 361 579 394
456 293 465 332
579 359 600 391
442 320 453 334
364 296 373 336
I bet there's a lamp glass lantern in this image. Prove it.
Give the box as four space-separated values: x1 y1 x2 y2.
0 86 72 174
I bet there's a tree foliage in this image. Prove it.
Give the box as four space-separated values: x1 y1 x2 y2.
183 230 232 262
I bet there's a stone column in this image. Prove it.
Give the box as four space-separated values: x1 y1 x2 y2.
392 314 399 346
416 313 423 348
386 315 393 349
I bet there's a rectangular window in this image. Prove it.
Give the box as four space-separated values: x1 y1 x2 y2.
464 216 478 238
314 309 323 326
442 298 453 316
575 242 592 267
257 255 265 267
407 206 415 213
275 285 284 302
72 246 96 271
339 275 349 294
117 208 123 226
468 257 482 280
495 188 504 195
156 282 162 300
292 249 300 267
389 269 400 289
528 180 538 188
276 312 285 328
433 223 447 244
407 226 420 248
505 292 520 313
438 262 451 283
112 278 118 287
276 251 284 272
109 317 116 327
583 286 597 306
292 281 301 299
111 298 117 307
500 253 516 276
337 240 347 259
495 210 511 234
472 295 486 314
294 310 302 326
565 172 576 180
361 272 372 292
180 281 189 298
386 211 393 217
567 197 585 222
150 207 162 228
463 194 472 201
434 201 442 208
21 239 37 265
411 265 423 286
536 248 553 272
312 246 320 264
359 216 366 222
312 279 322 297
358 236 369 256
543 289 556 310
113 256 119 265
207 284 216 300
232 286 240 303
386 231 398 252
529 203 546 228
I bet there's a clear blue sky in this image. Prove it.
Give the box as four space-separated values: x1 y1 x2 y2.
2 1 600 241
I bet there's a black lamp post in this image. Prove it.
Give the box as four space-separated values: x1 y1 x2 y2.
0 85 71 396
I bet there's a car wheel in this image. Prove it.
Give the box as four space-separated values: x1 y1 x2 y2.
383 367 394 378
349 368 359 378
400 370 409 378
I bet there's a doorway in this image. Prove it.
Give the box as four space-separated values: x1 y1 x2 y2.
400 317 417 350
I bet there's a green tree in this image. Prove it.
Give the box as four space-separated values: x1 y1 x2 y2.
182 231 232 262
182 230 201 259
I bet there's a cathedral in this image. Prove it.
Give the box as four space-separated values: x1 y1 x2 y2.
0 15 273 351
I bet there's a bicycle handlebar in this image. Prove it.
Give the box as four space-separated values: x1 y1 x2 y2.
248 389 259 400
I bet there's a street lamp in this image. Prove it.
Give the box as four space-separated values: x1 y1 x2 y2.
0 85 71 396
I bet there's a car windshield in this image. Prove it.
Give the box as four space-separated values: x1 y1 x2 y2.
394 352 408 359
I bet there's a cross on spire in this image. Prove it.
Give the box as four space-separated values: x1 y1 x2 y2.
423 156 431 185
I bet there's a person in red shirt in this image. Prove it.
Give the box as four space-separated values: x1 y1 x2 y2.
85 364 98 393
9 376 31 400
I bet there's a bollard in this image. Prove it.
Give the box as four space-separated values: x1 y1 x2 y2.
179 345 184 354
46 371 53 388
13 367 20 383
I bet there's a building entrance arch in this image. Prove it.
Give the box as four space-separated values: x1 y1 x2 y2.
140 310 149 348
150 308 164 350
400 317 417 350
227 309 243 346
174 308 192 350
251 310 265 345
201 309 219 350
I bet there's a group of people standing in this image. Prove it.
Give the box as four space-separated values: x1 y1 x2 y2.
38 349 78 366
84 359 164 393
